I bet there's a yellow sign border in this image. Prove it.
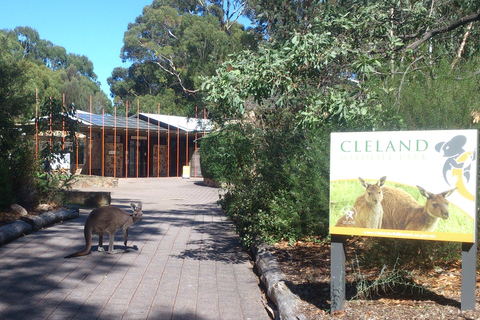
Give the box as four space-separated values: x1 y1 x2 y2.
330 226 474 242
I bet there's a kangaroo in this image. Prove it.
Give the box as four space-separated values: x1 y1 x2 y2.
381 186 455 231
65 202 143 258
335 176 386 228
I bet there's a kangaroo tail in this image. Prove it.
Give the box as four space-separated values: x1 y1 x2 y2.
64 226 92 258
64 248 90 258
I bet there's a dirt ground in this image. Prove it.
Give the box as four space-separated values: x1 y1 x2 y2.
272 239 480 320
0 203 59 226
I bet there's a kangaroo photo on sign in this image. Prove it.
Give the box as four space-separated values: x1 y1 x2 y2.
329 129 478 243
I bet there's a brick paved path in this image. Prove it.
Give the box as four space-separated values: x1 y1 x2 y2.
0 178 270 320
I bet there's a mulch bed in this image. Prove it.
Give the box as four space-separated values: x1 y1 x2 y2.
272 239 480 319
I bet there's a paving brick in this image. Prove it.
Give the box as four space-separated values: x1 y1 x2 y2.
0 178 269 320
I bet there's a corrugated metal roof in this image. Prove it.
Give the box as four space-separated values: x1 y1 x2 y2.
74 111 211 133
138 113 212 132
75 110 153 130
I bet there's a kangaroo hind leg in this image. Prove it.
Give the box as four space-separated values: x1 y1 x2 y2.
123 228 129 246
98 235 105 252
108 232 127 254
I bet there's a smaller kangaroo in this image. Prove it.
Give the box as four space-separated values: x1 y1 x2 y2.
335 176 386 228
65 202 142 258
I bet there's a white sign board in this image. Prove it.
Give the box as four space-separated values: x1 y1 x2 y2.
330 130 478 243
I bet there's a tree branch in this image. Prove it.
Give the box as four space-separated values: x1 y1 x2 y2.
451 22 473 69
138 39 198 95
405 12 480 51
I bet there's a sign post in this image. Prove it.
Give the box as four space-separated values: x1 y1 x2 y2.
329 129 478 312
330 235 347 312
461 242 477 311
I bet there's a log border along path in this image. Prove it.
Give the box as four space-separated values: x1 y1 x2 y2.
0 178 270 320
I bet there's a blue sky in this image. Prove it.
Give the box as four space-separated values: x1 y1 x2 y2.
1 0 152 98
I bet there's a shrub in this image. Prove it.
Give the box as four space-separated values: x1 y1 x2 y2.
203 111 332 245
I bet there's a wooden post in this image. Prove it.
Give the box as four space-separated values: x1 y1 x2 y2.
62 93 65 151
35 89 38 159
136 100 140 178
102 109 105 177
114 106 117 178
125 101 128 179
194 106 198 178
186 126 189 170
167 115 170 177
176 119 180 177
89 95 92 175
157 104 160 177
147 112 150 178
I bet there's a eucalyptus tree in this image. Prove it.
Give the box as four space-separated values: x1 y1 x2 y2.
112 0 257 115
205 1 480 127
0 30 38 208
200 0 480 243
1 27 111 113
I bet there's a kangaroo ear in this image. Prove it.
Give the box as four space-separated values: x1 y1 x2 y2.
417 186 433 199
137 202 142 210
442 188 456 198
130 203 136 210
358 177 369 189
377 176 387 187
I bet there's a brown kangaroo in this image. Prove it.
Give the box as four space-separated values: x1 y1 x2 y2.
381 186 455 231
65 202 143 258
335 176 386 228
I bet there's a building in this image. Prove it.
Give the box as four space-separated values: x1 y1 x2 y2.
69 111 211 178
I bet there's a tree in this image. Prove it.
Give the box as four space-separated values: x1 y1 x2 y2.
245 0 321 40
0 33 37 208
111 0 257 115
0 27 111 114
201 1 480 244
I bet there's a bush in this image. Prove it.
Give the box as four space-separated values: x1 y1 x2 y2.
0 138 39 210
0 160 14 209
203 111 332 245
200 122 255 184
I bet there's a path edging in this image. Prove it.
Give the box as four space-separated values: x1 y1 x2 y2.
0 207 79 245
252 242 307 320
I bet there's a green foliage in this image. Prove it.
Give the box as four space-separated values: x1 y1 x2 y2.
359 238 461 271
0 25 103 210
34 172 75 205
0 161 15 209
113 1 257 115
0 40 38 209
351 259 428 300
0 27 112 115
201 1 480 254
370 57 480 131
202 113 332 245
36 98 79 163
199 122 255 183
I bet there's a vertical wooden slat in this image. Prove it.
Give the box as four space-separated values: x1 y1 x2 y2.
136 100 140 178
89 95 92 175
114 106 117 178
194 106 198 178
125 101 128 179
176 119 180 177
62 93 65 151
102 109 105 177
157 104 160 177
35 89 38 160
167 115 170 177
186 123 189 171
147 112 150 178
